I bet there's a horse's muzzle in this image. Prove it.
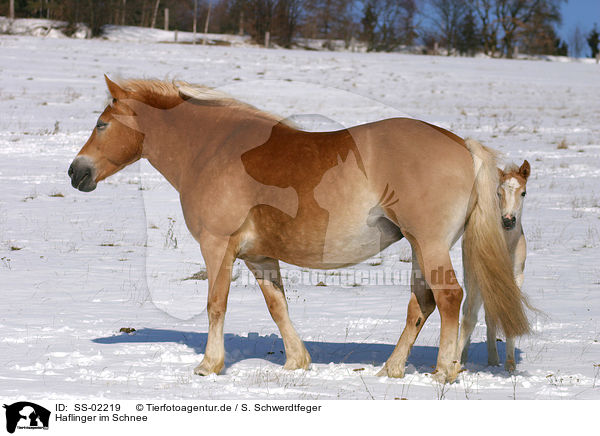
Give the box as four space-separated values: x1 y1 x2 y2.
502 216 516 230
68 157 97 192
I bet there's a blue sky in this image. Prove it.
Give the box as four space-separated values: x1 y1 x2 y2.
559 0 600 42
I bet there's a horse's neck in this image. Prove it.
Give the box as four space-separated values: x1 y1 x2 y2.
505 220 523 253
141 105 283 192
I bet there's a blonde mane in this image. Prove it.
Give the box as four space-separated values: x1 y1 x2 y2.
115 78 287 124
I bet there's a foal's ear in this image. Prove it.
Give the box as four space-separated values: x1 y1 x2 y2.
519 160 530 180
497 167 504 179
104 74 128 100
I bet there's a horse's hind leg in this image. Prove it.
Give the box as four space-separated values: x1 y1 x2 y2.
420 244 463 383
377 250 436 378
245 258 311 370
194 232 236 376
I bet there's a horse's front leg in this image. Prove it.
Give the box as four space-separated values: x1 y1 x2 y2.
245 257 311 370
194 232 236 376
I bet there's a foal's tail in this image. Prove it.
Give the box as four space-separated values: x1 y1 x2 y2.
462 139 530 338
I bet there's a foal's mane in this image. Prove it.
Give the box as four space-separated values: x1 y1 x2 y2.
116 78 287 125
502 163 520 174
500 163 528 185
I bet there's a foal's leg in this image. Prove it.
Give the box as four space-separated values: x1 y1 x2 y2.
458 289 483 365
194 232 236 376
505 336 516 372
505 238 526 372
377 250 436 378
245 258 311 370
484 312 500 367
504 264 525 372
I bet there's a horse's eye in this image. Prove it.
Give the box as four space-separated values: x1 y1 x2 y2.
521 191 526 197
96 120 108 130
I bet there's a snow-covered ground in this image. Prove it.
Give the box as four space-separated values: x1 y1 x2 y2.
0 34 599 400
101 24 253 47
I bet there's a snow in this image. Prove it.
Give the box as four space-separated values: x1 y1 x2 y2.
0 17 90 39
0 33 599 400
101 24 253 47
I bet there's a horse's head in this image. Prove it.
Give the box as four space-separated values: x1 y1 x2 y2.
68 75 144 192
497 160 530 230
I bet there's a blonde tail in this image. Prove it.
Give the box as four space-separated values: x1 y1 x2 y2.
462 139 530 337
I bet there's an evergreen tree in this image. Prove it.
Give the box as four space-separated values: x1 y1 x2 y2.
457 8 480 56
587 26 599 59
361 0 378 52
554 38 568 56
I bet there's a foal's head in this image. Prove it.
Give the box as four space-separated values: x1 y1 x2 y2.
497 160 530 230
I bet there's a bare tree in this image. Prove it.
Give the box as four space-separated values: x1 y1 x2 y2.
150 0 160 28
244 0 277 45
569 25 585 58
303 0 351 45
360 0 418 51
121 0 127 26
495 0 563 58
519 2 562 55
470 0 500 56
428 0 468 54
273 0 304 47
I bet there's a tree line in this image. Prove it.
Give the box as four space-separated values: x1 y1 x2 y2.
2 0 599 58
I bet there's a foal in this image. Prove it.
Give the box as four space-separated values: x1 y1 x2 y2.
458 160 530 371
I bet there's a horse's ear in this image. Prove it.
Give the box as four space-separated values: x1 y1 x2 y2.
104 74 128 100
497 167 504 179
519 160 530 180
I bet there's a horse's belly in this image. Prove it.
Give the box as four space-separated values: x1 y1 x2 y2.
241 211 403 269
305 225 387 268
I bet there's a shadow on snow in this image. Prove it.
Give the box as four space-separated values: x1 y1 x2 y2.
93 328 521 374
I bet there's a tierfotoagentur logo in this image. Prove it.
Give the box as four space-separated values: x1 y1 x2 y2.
3 402 50 434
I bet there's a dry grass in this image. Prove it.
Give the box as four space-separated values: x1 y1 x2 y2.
184 269 208 281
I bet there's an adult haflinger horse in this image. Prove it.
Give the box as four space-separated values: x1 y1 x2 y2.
68 76 529 383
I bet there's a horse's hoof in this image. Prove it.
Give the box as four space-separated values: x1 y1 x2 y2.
376 367 388 377
377 365 405 378
505 360 516 373
431 361 460 384
431 370 457 384
193 365 212 376
193 361 222 376
487 358 500 367
283 356 311 371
